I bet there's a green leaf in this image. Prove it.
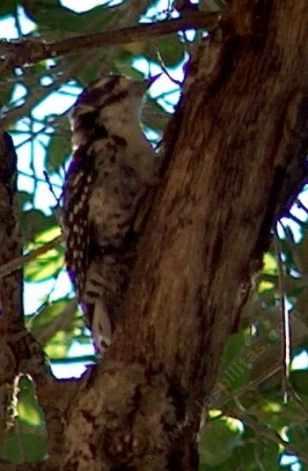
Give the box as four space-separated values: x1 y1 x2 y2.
17 190 33 209
0 81 13 109
199 440 277 471
27 1 115 35
217 332 250 391
28 298 74 339
45 329 74 359
28 299 80 355
145 35 185 68
290 370 308 396
199 417 242 466
114 49 147 80
72 54 105 86
24 225 64 282
287 424 308 454
17 377 45 427
47 124 71 172
24 249 64 282
156 35 185 67
0 0 17 17
255 440 279 468
221 332 246 366
20 209 57 243
0 420 47 464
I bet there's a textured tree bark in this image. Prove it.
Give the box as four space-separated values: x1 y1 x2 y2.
0 136 75 470
62 1 308 469
0 1 301 470
0 132 25 448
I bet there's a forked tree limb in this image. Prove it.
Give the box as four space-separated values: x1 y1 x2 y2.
62 0 308 469
0 235 63 279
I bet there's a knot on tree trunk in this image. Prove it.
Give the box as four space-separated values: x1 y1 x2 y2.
64 362 195 470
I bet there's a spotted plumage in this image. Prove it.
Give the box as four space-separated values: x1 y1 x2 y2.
62 75 159 351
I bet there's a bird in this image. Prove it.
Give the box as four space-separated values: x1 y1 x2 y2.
61 74 160 352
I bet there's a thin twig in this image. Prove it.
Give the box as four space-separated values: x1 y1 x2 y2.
0 67 76 130
156 50 183 86
0 235 63 278
288 387 308 417
234 411 308 465
18 169 62 188
32 299 78 345
274 228 291 403
0 12 221 75
295 197 308 213
287 212 305 226
43 170 62 206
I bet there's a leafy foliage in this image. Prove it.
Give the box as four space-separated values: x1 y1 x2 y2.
0 0 307 469
0 376 47 463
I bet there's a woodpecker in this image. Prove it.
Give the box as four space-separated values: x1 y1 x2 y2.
62 75 159 352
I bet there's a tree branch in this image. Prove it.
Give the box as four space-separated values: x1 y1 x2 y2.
0 235 63 279
61 1 308 467
0 12 220 75
0 134 77 468
234 410 308 465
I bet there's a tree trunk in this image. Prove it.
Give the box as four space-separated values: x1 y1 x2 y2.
62 1 307 469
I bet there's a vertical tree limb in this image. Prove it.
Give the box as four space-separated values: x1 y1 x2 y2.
0 132 23 440
62 1 307 469
0 133 77 469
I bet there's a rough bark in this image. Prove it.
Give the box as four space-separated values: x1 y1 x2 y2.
0 135 76 470
62 1 307 470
